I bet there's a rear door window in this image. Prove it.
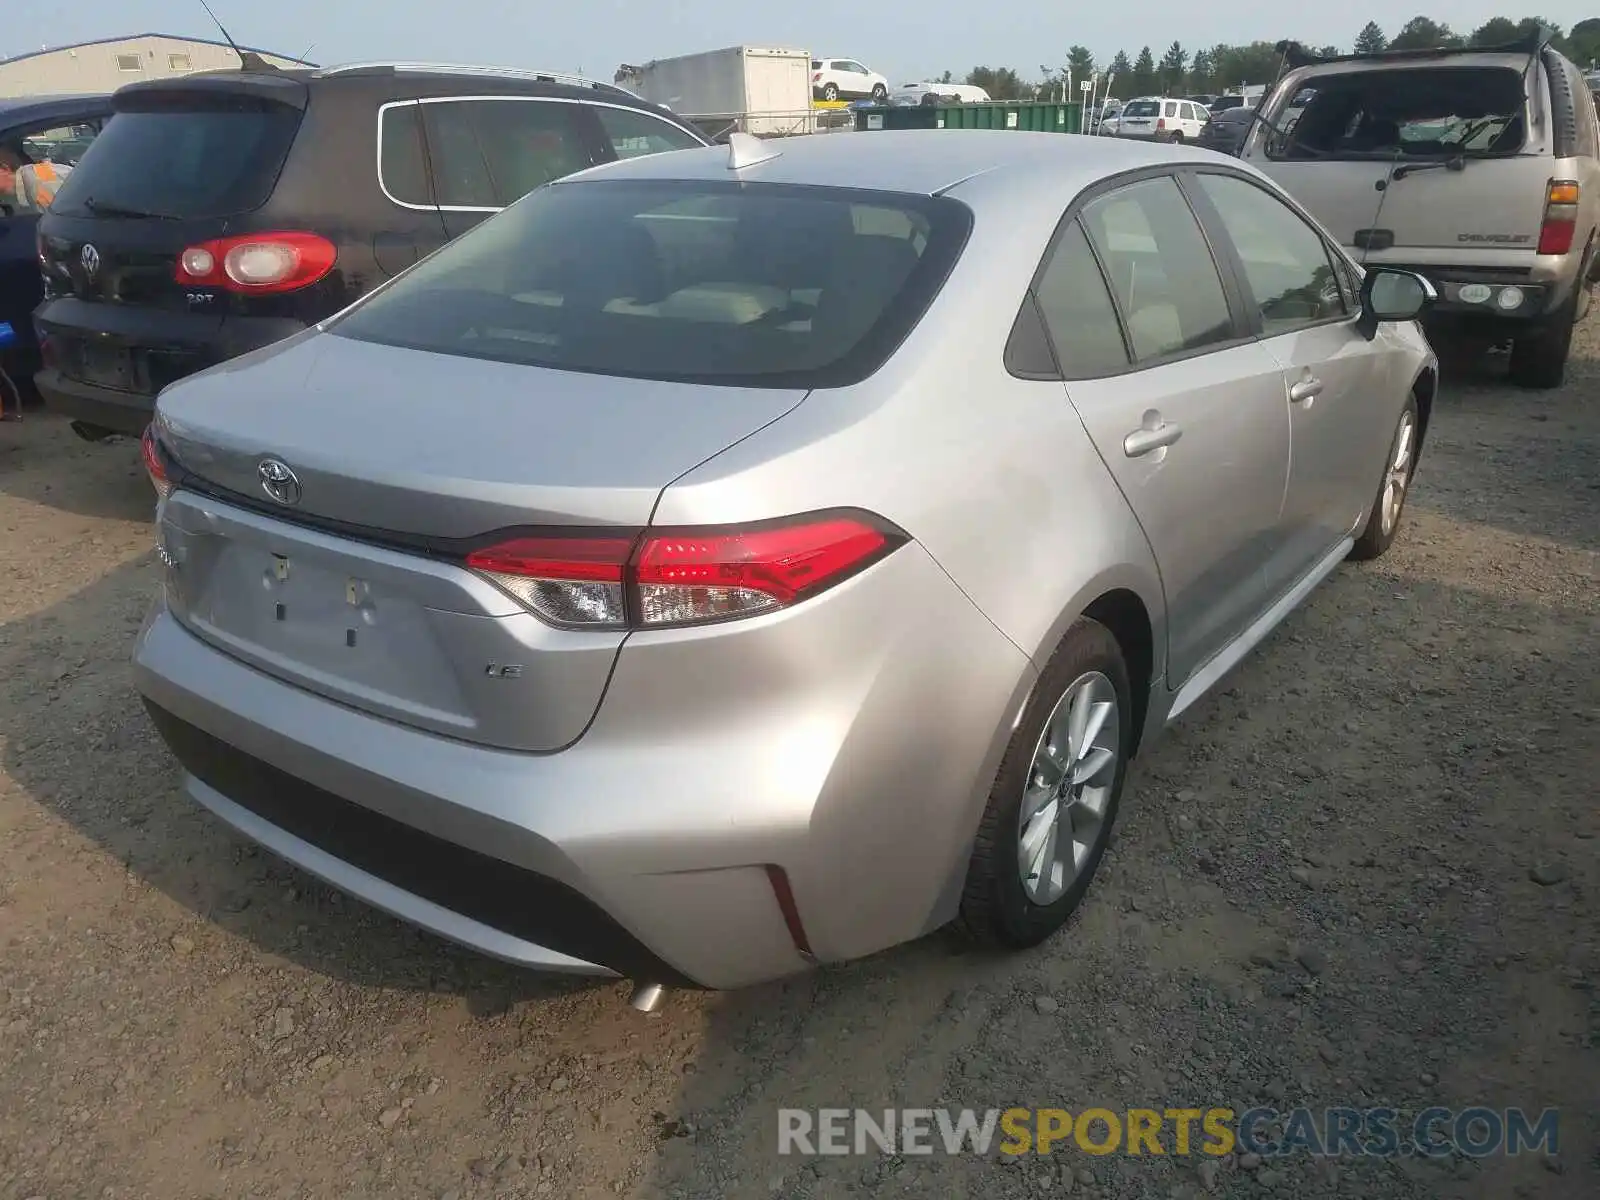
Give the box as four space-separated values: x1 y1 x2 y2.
46 97 302 219
1080 176 1235 362
378 102 430 207
420 98 596 209
594 106 705 160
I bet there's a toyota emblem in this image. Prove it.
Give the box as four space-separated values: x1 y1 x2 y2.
80 243 100 278
257 458 303 506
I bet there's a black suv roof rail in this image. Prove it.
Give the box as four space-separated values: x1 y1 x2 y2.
312 60 635 97
1276 26 1555 71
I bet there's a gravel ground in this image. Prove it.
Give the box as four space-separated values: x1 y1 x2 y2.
0 329 1595 1200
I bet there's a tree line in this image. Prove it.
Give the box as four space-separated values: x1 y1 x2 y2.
956 16 1600 102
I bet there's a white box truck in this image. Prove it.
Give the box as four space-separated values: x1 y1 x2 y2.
614 46 814 136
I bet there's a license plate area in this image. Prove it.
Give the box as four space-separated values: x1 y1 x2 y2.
224 548 408 664
70 340 136 391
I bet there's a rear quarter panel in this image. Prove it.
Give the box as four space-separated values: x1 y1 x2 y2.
650 164 1167 682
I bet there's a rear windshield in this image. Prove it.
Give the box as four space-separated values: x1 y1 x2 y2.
48 95 301 220
1211 96 1245 112
331 178 973 389
1267 66 1527 160
1123 101 1160 117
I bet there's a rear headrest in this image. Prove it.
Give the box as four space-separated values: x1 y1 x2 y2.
812 234 921 352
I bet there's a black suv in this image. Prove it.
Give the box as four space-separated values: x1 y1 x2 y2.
34 61 711 439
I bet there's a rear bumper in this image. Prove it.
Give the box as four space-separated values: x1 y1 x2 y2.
33 367 154 434
33 297 306 431
132 537 1033 989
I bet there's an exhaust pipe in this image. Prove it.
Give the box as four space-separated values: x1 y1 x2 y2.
629 983 666 1013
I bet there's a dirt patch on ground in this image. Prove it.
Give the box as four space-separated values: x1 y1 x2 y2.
0 330 1595 1200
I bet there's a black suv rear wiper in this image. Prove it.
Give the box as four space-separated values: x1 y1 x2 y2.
83 197 177 220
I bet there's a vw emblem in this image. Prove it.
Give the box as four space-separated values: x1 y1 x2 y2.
80 243 100 278
257 458 303 506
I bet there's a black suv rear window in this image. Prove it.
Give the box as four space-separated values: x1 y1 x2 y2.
1268 67 1528 160
330 178 973 388
49 95 301 220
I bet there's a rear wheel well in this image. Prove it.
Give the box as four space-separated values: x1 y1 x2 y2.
1083 589 1154 756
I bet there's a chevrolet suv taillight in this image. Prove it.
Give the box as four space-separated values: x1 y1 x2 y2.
1537 180 1580 256
464 511 907 631
174 231 337 294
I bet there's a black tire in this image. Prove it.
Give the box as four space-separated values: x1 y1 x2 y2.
957 618 1132 949
1350 394 1420 562
871 83 887 102
1169 130 1185 144
1507 295 1578 390
822 83 839 101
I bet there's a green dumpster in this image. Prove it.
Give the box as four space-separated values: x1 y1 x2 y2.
854 101 1082 135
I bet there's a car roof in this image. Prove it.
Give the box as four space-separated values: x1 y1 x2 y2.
0 92 114 131
113 61 657 109
561 128 1238 197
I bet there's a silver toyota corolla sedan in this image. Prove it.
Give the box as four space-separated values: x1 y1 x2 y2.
134 129 1438 997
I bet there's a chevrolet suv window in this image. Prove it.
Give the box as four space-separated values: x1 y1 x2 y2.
48 99 301 220
420 98 594 209
1079 176 1234 362
1194 173 1345 333
595 105 705 159
1269 66 1528 160
331 179 971 388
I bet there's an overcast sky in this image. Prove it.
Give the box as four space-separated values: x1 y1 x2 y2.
5 1 1595 83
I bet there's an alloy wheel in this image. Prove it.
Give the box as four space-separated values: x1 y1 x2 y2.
1381 409 1417 536
1017 671 1122 905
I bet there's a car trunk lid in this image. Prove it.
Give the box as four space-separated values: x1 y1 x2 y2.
154 332 808 751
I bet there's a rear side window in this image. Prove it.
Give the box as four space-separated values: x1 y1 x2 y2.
1033 220 1129 376
594 106 705 159
48 98 301 219
421 98 595 209
1080 176 1234 362
330 178 972 388
378 103 429 206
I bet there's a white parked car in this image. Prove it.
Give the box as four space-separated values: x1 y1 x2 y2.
811 57 889 101
1115 96 1209 143
890 81 992 106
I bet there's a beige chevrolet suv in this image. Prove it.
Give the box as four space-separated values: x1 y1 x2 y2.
1241 32 1600 388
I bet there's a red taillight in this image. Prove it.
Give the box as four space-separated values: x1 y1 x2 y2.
140 426 171 500
1537 179 1580 256
174 231 337 294
463 511 904 630
1156 117 1166 131
812 71 821 81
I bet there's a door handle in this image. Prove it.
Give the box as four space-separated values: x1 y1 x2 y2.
1123 420 1183 458
1289 376 1324 404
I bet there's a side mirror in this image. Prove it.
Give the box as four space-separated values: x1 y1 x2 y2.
1357 268 1435 339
